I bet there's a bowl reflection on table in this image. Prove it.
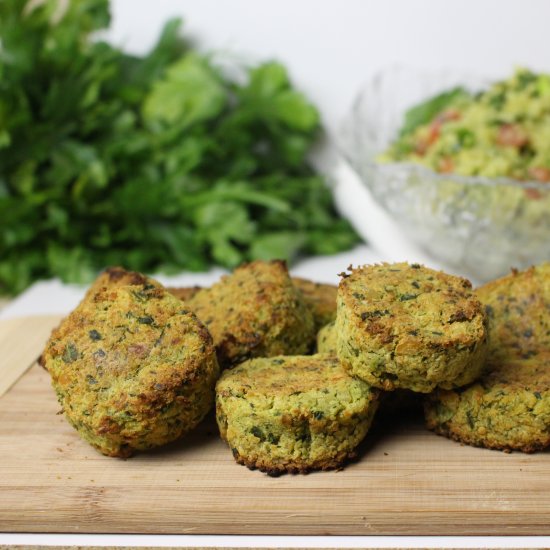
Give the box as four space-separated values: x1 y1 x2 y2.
340 66 550 283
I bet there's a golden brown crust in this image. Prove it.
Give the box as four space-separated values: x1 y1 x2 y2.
42 268 220 457
216 355 379 475
426 362 550 452
426 416 550 454
188 261 315 368
167 277 336 335
476 263 550 364
336 262 488 392
232 447 358 476
84 266 159 298
425 264 550 453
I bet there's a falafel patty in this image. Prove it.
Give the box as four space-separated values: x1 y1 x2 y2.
188 260 315 368
315 321 420 415
167 277 336 339
316 321 338 354
425 264 550 452
83 265 159 298
424 352 550 452
216 354 380 475
292 277 337 330
336 263 488 393
41 268 220 458
476 263 550 365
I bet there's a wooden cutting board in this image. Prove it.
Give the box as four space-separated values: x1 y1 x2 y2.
1 316 550 536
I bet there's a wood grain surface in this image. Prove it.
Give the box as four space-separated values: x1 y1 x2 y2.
0 314 64 397
1 317 550 536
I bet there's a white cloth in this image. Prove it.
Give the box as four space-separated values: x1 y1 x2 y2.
0 245 382 320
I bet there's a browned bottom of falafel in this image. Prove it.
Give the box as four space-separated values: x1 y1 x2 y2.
216 355 379 475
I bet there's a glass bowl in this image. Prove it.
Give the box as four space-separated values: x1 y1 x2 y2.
339 66 550 283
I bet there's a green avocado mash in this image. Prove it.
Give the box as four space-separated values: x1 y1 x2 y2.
381 68 550 182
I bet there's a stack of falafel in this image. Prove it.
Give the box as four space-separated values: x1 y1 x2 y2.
40 259 550 474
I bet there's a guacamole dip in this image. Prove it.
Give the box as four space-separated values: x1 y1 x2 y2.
381 69 550 182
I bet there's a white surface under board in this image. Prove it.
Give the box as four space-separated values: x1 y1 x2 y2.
0 243 379 320
0 534 550 548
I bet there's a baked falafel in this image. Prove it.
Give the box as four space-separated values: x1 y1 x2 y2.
425 264 550 452
316 321 337 354
168 277 336 331
41 268 220 458
187 260 315 368
476 263 550 365
83 265 161 298
315 320 420 415
216 354 380 474
424 352 550 452
336 263 488 393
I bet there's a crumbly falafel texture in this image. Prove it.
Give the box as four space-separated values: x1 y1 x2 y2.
317 321 337 354
188 260 315 368
41 268 220 458
292 277 337 330
216 354 380 474
167 276 336 334
476 263 550 365
425 263 550 452
315 320 420 415
336 263 488 393
425 352 550 452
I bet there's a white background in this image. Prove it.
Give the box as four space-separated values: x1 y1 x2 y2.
108 0 550 132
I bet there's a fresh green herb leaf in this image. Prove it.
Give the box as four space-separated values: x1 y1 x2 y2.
400 87 469 137
62 343 79 364
0 1 359 295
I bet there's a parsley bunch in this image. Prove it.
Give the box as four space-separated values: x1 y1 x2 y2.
0 0 359 295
